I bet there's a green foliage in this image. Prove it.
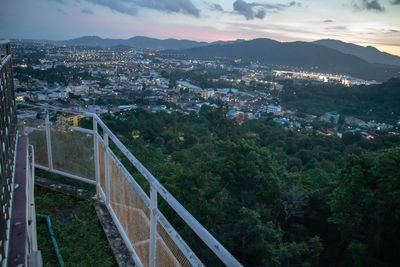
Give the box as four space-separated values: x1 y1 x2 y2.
99 106 400 266
35 186 115 266
14 65 98 85
281 78 400 124
348 240 367 267
330 146 400 266
160 67 237 89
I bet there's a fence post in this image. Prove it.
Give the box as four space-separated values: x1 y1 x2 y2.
93 118 100 198
45 112 53 171
149 185 158 267
104 133 110 205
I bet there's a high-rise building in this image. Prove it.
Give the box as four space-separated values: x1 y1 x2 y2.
0 40 41 266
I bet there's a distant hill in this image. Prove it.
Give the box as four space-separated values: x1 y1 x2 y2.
313 39 400 66
64 36 209 50
64 36 124 47
173 38 400 81
63 36 247 50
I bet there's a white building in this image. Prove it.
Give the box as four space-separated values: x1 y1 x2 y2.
267 105 282 114
177 81 202 92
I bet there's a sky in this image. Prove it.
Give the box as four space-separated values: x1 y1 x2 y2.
1 0 400 56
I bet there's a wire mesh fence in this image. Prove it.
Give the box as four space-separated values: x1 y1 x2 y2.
18 108 241 267
98 142 106 193
50 125 95 180
20 111 96 183
106 149 198 267
24 121 48 167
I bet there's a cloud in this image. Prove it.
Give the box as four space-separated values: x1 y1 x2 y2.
82 0 139 16
353 0 385 12
232 0 299 20
81 8 94 14
134 0 200 17
323 19 333 23
210 3 224 11
50 0 200 17
233 0 257 20
288 1 301 7
326 26 348 30
391 0 400 4
255 9 266 19
49 0 68 4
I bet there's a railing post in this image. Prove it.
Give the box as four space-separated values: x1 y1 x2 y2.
45 112 53 171
149 185 157 267
104 133 110 205
93 118 100 198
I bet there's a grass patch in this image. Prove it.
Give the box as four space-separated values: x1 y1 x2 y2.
35 186 115 267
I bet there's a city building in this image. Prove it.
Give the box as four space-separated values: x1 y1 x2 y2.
1 40 41 266
321 111 340 124
267 105 282 114
58 114 86 126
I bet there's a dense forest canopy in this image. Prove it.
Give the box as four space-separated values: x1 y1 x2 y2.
13 65 109 86
93 106 400 266
281 78 400 124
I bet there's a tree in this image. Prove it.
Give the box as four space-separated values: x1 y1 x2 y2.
330 147 400 265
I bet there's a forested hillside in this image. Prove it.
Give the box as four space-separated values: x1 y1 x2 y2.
176 39 400 81
281 78 400 124
95 106 400 266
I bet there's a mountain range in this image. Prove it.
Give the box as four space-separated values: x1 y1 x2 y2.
65 36 400 65
313 39 400 66
64 36 247 50
172 38 400 81
64 36 400 81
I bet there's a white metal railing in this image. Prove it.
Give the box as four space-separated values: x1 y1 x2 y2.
21 107 243 267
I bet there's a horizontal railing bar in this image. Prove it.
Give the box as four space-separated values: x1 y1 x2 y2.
43 124 93 135
35 164 96 185
35 164 49 171
17 103 92 117
68 126 93 134
94 114 243 267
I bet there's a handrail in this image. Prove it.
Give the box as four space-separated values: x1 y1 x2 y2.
19 104 243 266
93 114 243 267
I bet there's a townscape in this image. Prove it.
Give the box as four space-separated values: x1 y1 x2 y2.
14 40 399 140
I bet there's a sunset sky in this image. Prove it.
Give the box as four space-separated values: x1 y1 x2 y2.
1 0 400 56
